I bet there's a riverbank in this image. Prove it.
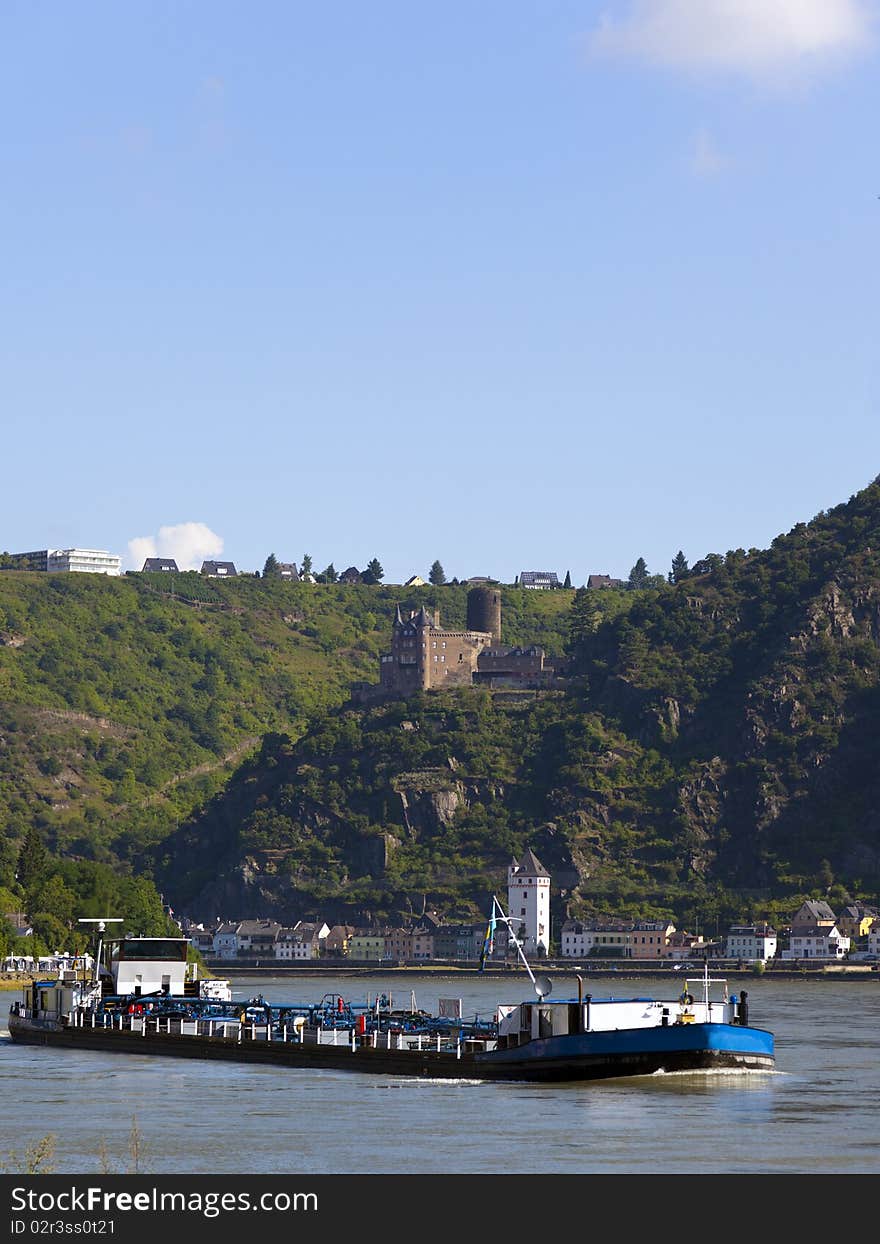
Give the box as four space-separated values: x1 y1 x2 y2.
199 960 878 982
3 962 875 986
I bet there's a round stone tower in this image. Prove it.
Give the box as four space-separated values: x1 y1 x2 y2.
467 586 501 643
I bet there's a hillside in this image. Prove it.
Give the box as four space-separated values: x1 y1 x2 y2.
0 574 574 888
7 482 880 942
154 481 880 934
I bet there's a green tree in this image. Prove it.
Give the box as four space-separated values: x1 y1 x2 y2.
563 570 572 589
30 873 77 926
30 912 71 950
429 560 447 586
670 550 689 584
301 553 313 577
262 553 281 578
362 558 384 585
16 827 47 894
566 586 595 653
628 557 649 589
318 563 338 583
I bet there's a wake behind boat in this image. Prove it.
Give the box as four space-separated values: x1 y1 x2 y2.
6 912 775 1082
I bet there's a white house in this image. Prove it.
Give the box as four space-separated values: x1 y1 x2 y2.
275 922 330 960
47 548 122 575
724 923 777 961
781 923 850 960
507 847 550 955
212 922 240 960
559 920 597 959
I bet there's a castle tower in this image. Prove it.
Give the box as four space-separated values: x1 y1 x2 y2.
507 847 550 956
467 586 501 643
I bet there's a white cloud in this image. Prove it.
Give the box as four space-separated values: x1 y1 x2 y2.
690 127 727 176
588 0 873 78
127 535 158 570
126 522 224 571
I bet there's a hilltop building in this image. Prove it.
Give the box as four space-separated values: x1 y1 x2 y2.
5 548 121 575
201 560 237 578
141 558 179 573
517 571 559 589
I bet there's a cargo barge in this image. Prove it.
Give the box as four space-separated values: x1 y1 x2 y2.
7 919 775 1082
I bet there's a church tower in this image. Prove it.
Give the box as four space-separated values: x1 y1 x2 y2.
507 847 550 955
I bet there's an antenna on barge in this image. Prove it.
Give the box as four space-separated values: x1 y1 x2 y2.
77 918 123 985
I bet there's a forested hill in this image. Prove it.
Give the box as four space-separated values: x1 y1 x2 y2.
0 574 573 936
156 481 880 933
5 479 880 944
566 478 880 899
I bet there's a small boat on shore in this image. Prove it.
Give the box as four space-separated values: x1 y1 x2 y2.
6 916 775 1082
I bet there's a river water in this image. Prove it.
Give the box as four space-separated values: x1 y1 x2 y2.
2 972 878 1175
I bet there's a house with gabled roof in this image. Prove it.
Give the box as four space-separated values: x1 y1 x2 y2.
835 904 878 941
235 919 281 955
782 922 850 960
201 560 237 578
275 921 329 960
339 566 362 584
383 927 414 961
141 557 179 573
212 922 241 959
790 900 836 929
518 570 559 590
323 925 355 957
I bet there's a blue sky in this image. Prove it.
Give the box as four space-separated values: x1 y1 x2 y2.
2 1 879 583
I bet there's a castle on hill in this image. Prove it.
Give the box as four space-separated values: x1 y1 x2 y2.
352 586 561 703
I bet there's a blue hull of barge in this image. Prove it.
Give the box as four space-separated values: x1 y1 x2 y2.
474 1023 775 1079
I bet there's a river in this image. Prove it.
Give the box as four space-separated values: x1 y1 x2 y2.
2 972 878 1175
